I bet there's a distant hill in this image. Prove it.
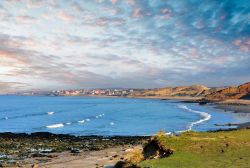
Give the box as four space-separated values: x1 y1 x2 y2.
205 82 250 100
131 85 217 97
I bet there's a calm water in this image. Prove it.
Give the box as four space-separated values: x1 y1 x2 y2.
0 96 248 136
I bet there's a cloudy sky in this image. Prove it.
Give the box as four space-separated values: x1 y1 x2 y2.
0 0 249 92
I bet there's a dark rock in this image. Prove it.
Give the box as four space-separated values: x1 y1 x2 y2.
31 153 48 157
143 139 174 159
114 161 140 168
199 101 207 105
113 154 119 158
114 161 126 168
70 148 81 153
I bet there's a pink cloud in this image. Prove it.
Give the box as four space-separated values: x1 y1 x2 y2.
132 8 142 18
240 45 249 52
190 48 199 59
111 0 117 5
233 39 241 46
220 15 226 20
245 39 250 45
0 50 28 64
233 39 250 52
213 56 232 65
42 13 53 20
57 11 74 22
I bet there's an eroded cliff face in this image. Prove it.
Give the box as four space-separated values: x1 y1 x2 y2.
205 82 250 100
131 85 214 97
130 82 250 100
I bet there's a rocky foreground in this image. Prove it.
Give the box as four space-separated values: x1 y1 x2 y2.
0 132 148 167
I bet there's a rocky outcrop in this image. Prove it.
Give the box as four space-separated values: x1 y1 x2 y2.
205 82 250 100
114 133 174 168
143 138 174 159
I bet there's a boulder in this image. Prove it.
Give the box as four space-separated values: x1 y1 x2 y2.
143 139 174 159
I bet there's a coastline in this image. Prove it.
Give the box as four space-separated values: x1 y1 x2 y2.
129 95 250 129
0 96 250 167
84 95 250 129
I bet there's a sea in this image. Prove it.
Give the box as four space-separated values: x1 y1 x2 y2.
0 95 249 136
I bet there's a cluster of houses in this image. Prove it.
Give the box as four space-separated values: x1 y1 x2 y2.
50 89 135 97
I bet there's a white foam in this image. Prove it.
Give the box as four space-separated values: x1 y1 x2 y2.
66 122 71 125
96 116 99 118
110 122 115 126
46 123 64 129
47 112 54 115
78 120 85 123
178 105 211 132
86 118 90 122
166 132 172 135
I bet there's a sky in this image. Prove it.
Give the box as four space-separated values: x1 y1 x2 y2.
0 0 250 93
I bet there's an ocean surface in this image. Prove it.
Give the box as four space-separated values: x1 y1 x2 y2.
0 96 249 136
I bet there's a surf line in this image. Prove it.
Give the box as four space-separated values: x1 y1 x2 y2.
177 105 211 133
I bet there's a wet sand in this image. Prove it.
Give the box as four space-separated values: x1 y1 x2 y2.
211 99 250 129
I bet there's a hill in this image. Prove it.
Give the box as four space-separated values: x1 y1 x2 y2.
131 85 215 98
205 82 250 100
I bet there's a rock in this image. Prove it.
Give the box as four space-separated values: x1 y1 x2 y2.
31 153 48 157
113 154 119 158
114 161 140 168
70 148 81 153
199 101 207 105
143 139 174 159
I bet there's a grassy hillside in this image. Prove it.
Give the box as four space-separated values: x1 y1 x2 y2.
140 129 250 168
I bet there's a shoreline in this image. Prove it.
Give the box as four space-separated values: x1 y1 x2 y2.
1 97 250 167
0 132 148 167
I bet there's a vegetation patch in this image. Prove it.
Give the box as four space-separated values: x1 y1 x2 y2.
140 129 250 168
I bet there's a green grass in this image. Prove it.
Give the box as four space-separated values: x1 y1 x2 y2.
140 129 250 168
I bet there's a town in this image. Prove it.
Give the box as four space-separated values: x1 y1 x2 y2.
50 88 136 97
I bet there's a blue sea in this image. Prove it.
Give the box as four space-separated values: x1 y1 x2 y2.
0 96 249 136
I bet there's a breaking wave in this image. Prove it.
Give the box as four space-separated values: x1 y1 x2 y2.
46 123 64 129
178 105 211 132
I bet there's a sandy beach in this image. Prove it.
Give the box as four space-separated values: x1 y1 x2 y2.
25 146 142 168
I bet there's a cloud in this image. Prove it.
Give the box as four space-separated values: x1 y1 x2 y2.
132 8 142 18
0 81 28 94
0 0 249 92
15 15 37 24
57 11 74 22
111 0 117 5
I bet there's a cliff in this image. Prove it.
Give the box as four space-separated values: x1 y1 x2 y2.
205 82 250 100
132 85 213 97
